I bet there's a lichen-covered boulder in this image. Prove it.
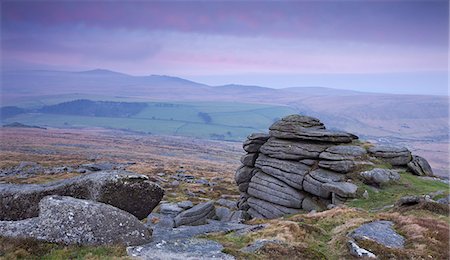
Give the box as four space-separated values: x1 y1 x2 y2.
360 168 400 186
0 196 152 246
368 145 412 166
407 155 433 176
0 171 164 220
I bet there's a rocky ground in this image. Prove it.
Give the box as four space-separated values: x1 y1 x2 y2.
0 123 449 260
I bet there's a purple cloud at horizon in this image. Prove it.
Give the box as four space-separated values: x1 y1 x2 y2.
1 1 448 94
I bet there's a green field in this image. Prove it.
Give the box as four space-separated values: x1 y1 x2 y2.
2 101 298 141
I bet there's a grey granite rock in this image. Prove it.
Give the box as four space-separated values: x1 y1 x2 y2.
146 213 175 228
174 201 216 227
323 182 358 198
235 165 255 184
407 155 434 176
303 175 331 198
259 137 329 160
0 171 164 220
247 197 300 219
350 220 405 248
216 198 237 209
240 153 259 167
309 168 345 183
368 145 412 166
255 154 310 190
269 114 326 131
270 128 357 143
177 200 194 209
247 133 270 141
215 207 231 221
301 196 328 212
0 196 152 246
248 170 305 208
318 160 356 173
127 238 234 260
360 168 400 186
319 145 367 160
160 203 184 217
243 139 266 153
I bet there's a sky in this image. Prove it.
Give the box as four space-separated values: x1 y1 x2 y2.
1 0 448 95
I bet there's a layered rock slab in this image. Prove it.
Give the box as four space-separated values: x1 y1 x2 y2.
0 196 152 246
0 171 164 220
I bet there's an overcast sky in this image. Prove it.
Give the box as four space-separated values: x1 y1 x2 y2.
1 1 448 95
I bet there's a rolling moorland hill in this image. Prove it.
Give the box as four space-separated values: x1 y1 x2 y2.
1 69 448 176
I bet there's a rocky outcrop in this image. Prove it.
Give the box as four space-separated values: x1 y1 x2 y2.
235 114 432 219
0 196 152 246
368 145 412 166
0 171 164 220
407 155 433 176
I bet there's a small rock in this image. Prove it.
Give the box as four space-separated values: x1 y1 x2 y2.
215 207 231 221
216 199 237 209
146 213 175 228
360 168 400 186
160 203 184 217
240 239 283 253
174 201 216 227
350 220 405 248
177 201 194 209
171 180 180 187
347 240 376 258
363 190 369 199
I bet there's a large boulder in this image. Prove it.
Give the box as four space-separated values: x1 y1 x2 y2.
368 145 412 166
0 171 164 220
0 196 152 246
243 133 270 153
349 220 405 248
407 155 433 176
360 168 400 186
174 201 216 227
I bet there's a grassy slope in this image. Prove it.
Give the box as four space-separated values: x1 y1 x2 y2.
2 101 297 141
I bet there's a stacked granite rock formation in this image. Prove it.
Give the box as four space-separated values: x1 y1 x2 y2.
236 115 432 219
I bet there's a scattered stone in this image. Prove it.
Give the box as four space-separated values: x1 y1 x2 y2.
216 198 237 209
160 203 184 217
171 180 180 187
0 171 164 220
368 145 412 166
396 195 421 206
174 201 216 227
363 190 369 199
360 168 400 186
177 201 194 209
215 207 231 221
0 196 152 246
240 239 284 253
347 240 376 258
127 238 234 260
407 155 433 176
350 220 405 248
146 213 175 228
